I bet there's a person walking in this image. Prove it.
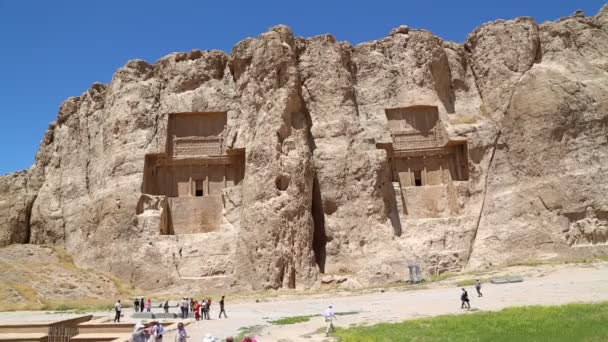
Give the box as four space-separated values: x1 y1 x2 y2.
218 296 227 318
163 300 169 313
176 322 188 342
324 305 337 336
460 288 471 309
134 298 140 313
206 299 212 319
475 279 483 297
114 299 122 322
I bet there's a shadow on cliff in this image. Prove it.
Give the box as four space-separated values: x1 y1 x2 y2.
311 175 327 273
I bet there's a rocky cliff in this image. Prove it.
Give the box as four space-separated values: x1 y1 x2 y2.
1 6 607 291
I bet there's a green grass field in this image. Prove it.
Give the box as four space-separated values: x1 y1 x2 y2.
335 303 608 341
269 315 314 325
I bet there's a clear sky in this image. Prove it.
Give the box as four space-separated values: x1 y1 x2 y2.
0 0 606 175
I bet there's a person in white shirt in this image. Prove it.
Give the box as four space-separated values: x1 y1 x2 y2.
324 305 337 336
114 300 121 322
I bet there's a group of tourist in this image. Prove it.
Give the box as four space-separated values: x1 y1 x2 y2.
124 295 229 320
133 297 153 313
460 279 484 309
178 295 227 320
131 322 257 342
119 281 485 340
131 321 166 342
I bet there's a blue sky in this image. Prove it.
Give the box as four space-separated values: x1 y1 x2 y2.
0 0 606 175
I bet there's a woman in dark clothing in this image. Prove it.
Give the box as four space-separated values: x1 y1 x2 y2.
460 288 471 308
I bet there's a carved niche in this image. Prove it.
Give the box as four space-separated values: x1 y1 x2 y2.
378 106 469 219
142 112 244 234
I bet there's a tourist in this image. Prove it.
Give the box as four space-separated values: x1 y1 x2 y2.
150 321 164 341
134 298 140 312
180 297 185 319
324 305 336 336
218 295 227 318
176 322 188 342
475 279 483 297
163 300 169 313
145 298 152 312
114 299 122 322
190 298 195 313
460 288 471 308
194 300 201 321
201 299 208 320
181 297 189 319
206 299 212 319
132 322 149 342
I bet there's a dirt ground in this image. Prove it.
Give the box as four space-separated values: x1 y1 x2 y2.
2 262 608 341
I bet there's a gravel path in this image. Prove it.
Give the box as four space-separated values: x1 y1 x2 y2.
2 262 608 341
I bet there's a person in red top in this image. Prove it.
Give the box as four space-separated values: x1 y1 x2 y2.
194 300 201 321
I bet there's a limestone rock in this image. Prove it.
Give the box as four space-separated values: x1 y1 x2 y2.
390 25 410 36
465 17 540 120
321 275 334 284
0 171 36 247
1 6 608 293
467 9 608 268
230 25 318 290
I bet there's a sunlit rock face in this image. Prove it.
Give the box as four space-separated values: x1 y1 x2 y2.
1 6 608 291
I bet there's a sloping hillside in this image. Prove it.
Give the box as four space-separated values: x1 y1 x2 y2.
0 244 128 311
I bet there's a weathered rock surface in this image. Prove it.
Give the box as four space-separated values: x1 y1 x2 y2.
0 172 35 247
1 5 608 292
0 244 120 310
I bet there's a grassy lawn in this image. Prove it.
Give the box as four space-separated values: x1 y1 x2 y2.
335 302 608 342
269 315 314 325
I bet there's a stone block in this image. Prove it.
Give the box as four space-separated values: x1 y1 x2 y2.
133 313 155 319
154 313 177 319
